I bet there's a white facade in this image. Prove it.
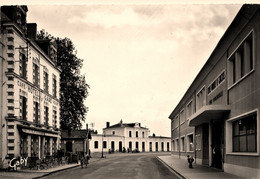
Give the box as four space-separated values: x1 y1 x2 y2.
0 6 60 168
90 121 171 153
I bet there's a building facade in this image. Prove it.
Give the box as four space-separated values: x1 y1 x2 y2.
0 6 61 168
169 5 260 178
90 121 171 153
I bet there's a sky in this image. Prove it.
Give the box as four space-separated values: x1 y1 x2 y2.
2 0 249 136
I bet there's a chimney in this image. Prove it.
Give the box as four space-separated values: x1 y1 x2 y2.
27 23 37 39
106 122 110 128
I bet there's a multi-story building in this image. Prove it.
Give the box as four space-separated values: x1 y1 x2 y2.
90 121 171 153
0 6 61 168
169 5 260 178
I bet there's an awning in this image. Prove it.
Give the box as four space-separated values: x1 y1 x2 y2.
21 128 59 137
17 124 59 137
188 105 231 126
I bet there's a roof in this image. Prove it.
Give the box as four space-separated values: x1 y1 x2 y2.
105 122 148 130
61 129 90 139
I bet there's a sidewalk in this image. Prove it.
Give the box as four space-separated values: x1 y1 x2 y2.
157 155 244 179
0 157 101 179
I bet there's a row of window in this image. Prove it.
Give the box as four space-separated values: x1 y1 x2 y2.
94 141 170 152
20 95 57 128
172 134 194 152
19 55 58 98
128 131 145 138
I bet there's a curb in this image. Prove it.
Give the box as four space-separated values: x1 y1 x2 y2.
156 157 186 179
32 164 80 179
32 158 102 179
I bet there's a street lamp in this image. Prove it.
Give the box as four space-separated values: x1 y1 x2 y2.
101 131 105 158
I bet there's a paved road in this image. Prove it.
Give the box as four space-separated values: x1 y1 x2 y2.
42 153 180 179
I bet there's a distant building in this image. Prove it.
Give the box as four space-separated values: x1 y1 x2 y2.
90 121 171 153
60 128 91 157
0 5 60 168
169 5 260 179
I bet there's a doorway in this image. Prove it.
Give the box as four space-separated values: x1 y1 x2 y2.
111 141 115 152
119 141 122 152
211 121 223 169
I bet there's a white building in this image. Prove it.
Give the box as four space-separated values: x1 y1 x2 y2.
0 6 60 168
90 121 171 153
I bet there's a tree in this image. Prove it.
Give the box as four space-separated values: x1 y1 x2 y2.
37 30 89 130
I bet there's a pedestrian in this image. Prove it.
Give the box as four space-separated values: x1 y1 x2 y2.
80 155 85 168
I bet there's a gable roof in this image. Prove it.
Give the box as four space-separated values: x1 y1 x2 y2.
105 122 148 130
61 129 90 139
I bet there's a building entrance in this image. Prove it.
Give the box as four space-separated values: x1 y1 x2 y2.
211 121 223 169
119 141 122 152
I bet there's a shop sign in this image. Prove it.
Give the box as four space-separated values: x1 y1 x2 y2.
17 80 40 97
9 156 28 168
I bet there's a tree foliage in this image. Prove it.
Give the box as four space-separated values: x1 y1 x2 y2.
37 30 89 130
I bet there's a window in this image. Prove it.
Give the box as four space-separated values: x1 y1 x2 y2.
176 139 179 151
112 131 115 135
129 141 132 149
172 140 175 151
136 142 139 150
172 115 179 130
129 131 132 137
208 71 225 94
180 137 185 152
8 45 14 50
142 131 145 138
33 101 40 124
8 139 14 143
196 87 206 110
149 142 153 152
161 142 164 151
186 100 193 119
233 113 257 152
33 63 40 87
7 37 14 41
8 92 14 96
180 109 185 124
228 32 253 86
19 52 27 79
156 142 158 152
44 106 49 126
103 141 107 149
8 77 14 81
53 110 57 128
20 96 27 120
8 132 14 136
7 29 13 34
167 142 170 152
43 72 49 93
94 141 98 149
8 84 14 88
53 75 57 98
187 134 194 152
136 131 138 138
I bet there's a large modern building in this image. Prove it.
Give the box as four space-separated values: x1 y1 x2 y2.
0 6 61 168
169 5 260 178
90 121 171 153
